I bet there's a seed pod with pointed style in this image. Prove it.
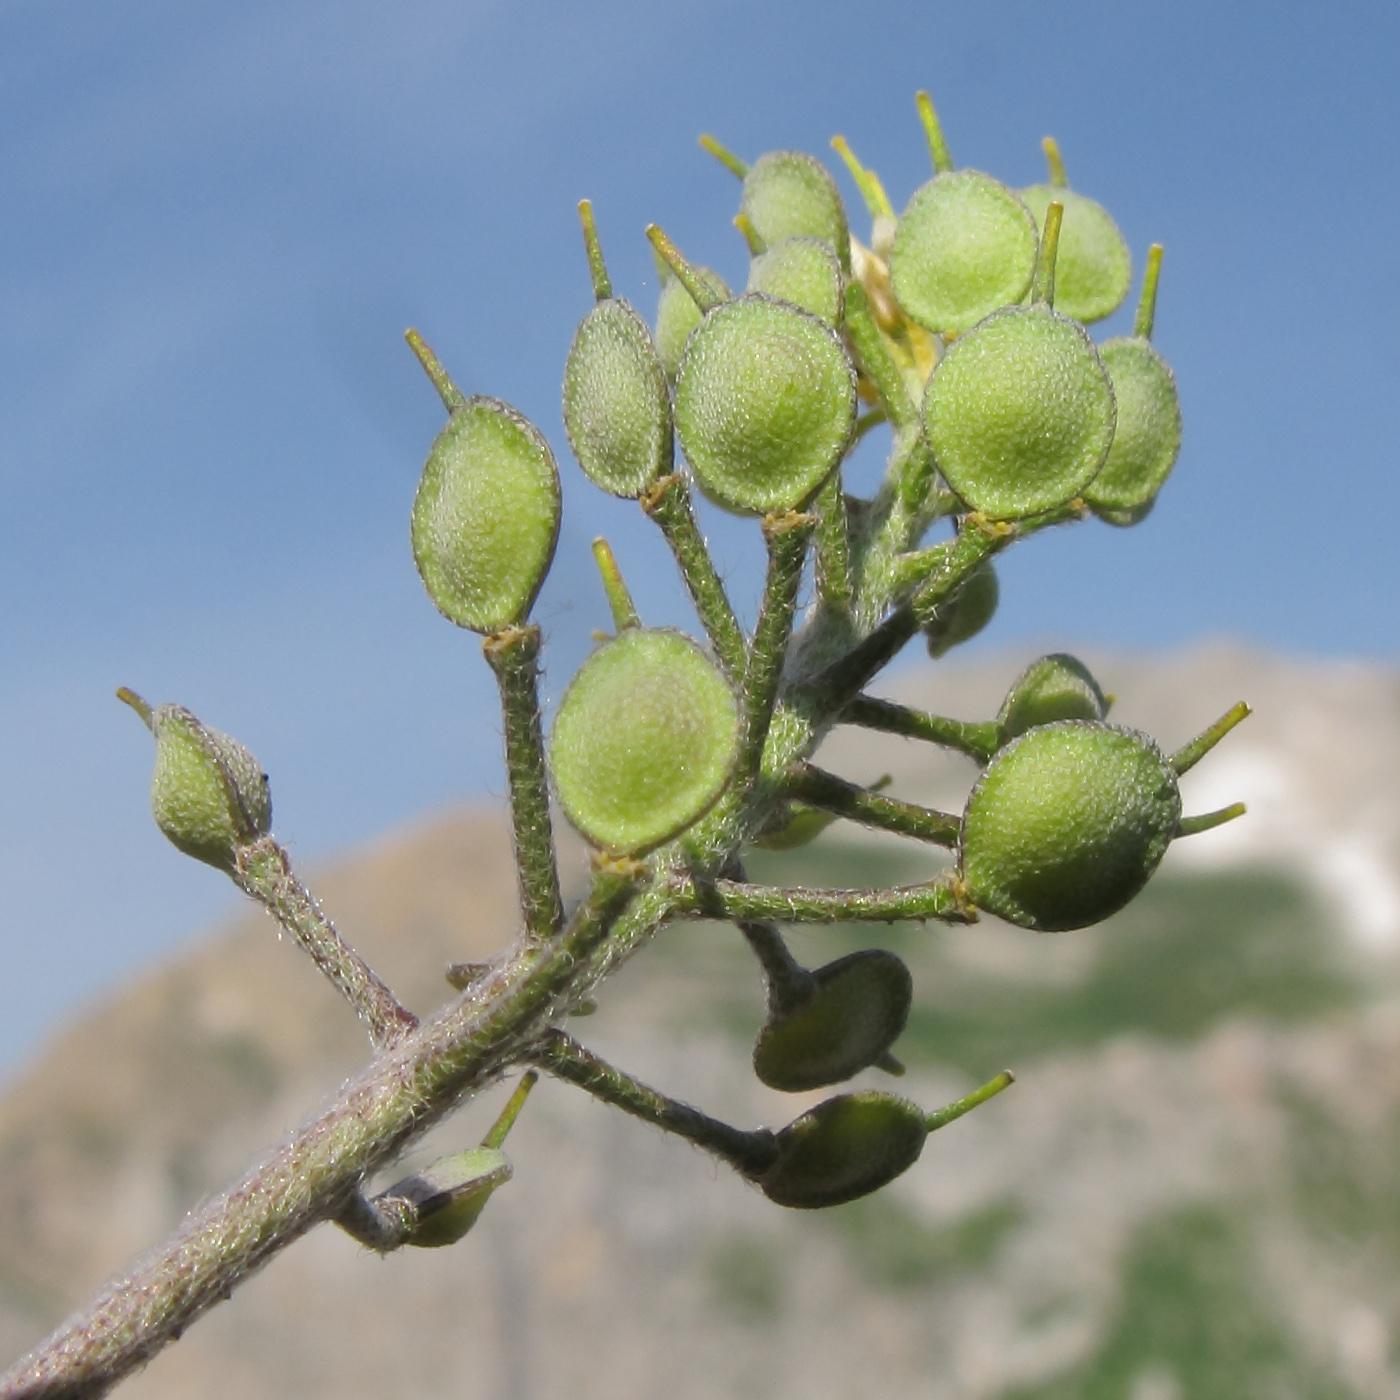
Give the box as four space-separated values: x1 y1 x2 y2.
654 266 730 383
384 1147 512 1249
118 690 271 872
754 949 912 1093
412 397 561 633
924 562 1000 658
759 1092 929 1209
959 721 1181 932
562 299 673 498
674 294 856 515
745 236 844 326
997 653 1108 743
549 627 740 854
740 150 850 271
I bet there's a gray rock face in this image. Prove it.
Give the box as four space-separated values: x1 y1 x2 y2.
2 646 1399 1400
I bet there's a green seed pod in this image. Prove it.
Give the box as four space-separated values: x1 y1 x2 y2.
745 236 844 326
119 690 271 871
654 266 731 383
411 397 561 632
549 627 740 854
754 950 912 1093
1085 341 1181 522
674 294 856 515
922 303 1116 519
740 151 850 271
760 1092 928 1209
562 299 673 498
383 1147 512 1249
924 562 1000 658
960 721 1181 932
997 653 1108 742
889 171 1038 335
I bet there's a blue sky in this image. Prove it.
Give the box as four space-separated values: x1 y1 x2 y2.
0 0 1396 1078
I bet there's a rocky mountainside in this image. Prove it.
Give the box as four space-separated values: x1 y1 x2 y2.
2 645 1399 1400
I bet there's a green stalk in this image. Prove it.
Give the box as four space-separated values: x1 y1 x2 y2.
842 694 1000 764
812 475 854 622
783 762 961 848
674 870 973 925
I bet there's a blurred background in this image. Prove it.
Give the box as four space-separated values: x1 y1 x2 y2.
1 1 1398 1395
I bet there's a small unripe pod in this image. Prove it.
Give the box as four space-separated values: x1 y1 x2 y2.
924 563 1000 658
384 1147 512 1248
745 236 844 327
959 721 1181 931
754 949 912 1093
1018 185 1131 325
411 397 561 633
562 299 673 498
997 653 1108 743
654 266 730 382
674 294 856 515
549 627 740 854
759 1092 928 1209
1085 338 1181 522
740 151 850 271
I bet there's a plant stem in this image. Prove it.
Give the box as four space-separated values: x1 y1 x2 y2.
842 694 1000 764
673 871 973 925
812 476 853 622
783 762 961 848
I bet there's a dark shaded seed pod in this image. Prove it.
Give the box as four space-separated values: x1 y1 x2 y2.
549 627 740 855
754 949 913 1093
889 172 1038 335
385 1147 511 1249
562 299 673 498
411 398 561 633
118 690 271 872
674 294 856 516
655 266 731 383
959 721 1181 932
745 236 844 326
997 653 1108 742
924 562 1000 658
760 1092 928 1209
740 151 850 271
922 303 1116 519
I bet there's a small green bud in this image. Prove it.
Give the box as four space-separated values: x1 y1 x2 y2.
118 689 271 872
745 236 845 326
384 1147 511 1248
654 266 731 383
759 1092 928 1209
923 562 1000 657
754 949 913 1093
411 397 561 633
562 299 673 498
549 627 740 854
997 653 1108 743
889 172 1038 335
740 151 850 271
922 303 1116 519
959 721 1181 931
674 294 856 515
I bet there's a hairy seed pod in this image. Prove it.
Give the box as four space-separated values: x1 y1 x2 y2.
674 294 856 515
997 653 1108 743
924 562 1000 658
1019 185 1131 325
384 1147 512 1249
562 298 673 498
655 266 731 383
745 236 844 326
549 627 740 854
740 151 850 270
889 172 1038 335
754 949 913 1093
412 397 561 632
1085 338 1181 522
922 304 1116 519
960 721 1181 932
760 1092 928 1209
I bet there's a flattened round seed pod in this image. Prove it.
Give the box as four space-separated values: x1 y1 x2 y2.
674 294 856 515
960 721 1181 932
889 171 1038 335
655 266 731 383
562 299 673 498
549 627 740 854
740 151 850 270
754 950 913 1093
924 563 1000 658
922 304 1116 520
761 1092 928 1209
745 236 844 326
412 398 561 632
997 653 1107 742
1020 185 1131 325
1085 338 1182 521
